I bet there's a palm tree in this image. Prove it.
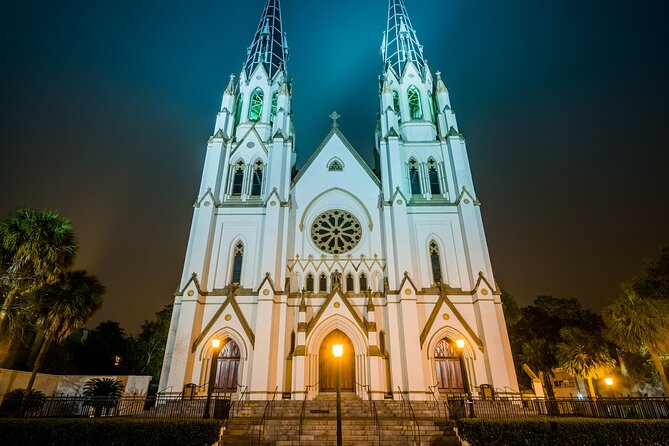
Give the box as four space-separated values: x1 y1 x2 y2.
519 338 558 398
83 378 124 417
556 327 616 398
604 283 669 395
23 271 104 397
0 209 78 329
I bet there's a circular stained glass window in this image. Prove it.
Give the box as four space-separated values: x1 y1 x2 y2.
311 210 362 254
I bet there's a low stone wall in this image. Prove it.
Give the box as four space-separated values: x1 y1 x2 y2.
0 368 151 397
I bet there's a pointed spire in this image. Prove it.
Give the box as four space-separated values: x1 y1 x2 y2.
382 0 426 77
224 74 236 95
245 0 289 79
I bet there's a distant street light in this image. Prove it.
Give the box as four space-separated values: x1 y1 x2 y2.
332 343 343 446
204 338 223 419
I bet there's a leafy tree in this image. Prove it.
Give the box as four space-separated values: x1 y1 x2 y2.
634 246 669 301
128 304 173 381
507 295 607 395
604 283 669 396
501 289 522 327
76 321 130 374
23 271 104 397
556 327 615 397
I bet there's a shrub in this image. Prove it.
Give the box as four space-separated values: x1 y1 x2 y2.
458 418 669 446
82 377 124 417
0 418 223 446
0 389 46 417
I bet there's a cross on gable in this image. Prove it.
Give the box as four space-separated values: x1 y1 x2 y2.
329 111 340 128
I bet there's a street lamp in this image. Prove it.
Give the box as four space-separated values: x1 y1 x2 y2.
454 338 475 418
332 343 343 446
204 338 222 419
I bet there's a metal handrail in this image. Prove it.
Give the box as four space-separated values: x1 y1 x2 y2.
397 386 421 445
255 386 279 445
231 384 249 417
428 384 442 416
298 382 320 445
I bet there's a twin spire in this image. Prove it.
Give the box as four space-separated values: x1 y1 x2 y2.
244 0 289 79
381 0 426 78
243 0 427 80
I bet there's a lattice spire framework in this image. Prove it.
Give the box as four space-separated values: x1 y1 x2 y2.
244 0 289 79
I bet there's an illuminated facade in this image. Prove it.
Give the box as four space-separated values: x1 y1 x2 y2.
159 0 518 400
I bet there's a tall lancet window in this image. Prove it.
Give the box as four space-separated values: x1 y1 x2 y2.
359 273 368 292
409 158 421 195
407 85 423 119
231 160 245 196
427 158 441 195
319 274 327 293
270 91 278 123
429 241 442 284
251 160 264 197
248 88 264 122
234 94 244 127
346 274 354 292
232 242 244 284
393 91 401 119
306 274 314 292
428 91 436 123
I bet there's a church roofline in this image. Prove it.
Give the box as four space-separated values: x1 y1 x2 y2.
292 126 381 188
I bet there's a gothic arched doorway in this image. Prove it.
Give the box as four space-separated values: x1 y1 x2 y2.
319 330 355 392
214 339 241 391
434 338 464 393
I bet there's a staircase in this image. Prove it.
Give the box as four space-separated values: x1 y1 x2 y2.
221 397 460 445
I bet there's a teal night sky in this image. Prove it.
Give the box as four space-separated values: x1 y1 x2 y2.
1 0 667 330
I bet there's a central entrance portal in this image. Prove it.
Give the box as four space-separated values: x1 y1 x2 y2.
319 330 355 392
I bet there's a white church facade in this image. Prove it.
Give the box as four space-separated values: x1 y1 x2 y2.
159 0 518 401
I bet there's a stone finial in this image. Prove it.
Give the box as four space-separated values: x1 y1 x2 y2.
329 111 340 128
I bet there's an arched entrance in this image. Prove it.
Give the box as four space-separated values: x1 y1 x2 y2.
214 339 240 391
319 330 355 392
434 338 464 393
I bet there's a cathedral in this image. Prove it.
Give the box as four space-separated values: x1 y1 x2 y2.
159 0 518 401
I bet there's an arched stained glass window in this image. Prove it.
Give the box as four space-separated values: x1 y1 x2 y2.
427 158 441 195
234 94 244 127
319 274 327 293
231 160 245 196
407 85 423 119
393 91 401 119
430 241 442 284
409 158 421 195
359 273 368 293
270 91 278 123
248 88 264 122
306 274 314 292
232 242 244 284
346 274 354 292
251 160 263 197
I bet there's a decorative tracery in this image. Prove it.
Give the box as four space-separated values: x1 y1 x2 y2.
409 158 421 195
427 158 441 195
231 160 245 196
270 91 278 123
311 210 363 255
232 242 244 284
248 88 264 122
251 160 264 197
429 240 442 284
407 85 423 119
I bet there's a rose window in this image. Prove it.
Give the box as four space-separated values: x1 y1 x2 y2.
311 210 362 254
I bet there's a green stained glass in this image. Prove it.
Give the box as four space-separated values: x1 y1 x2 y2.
393 91 401 119
234 94 244 126
407 85 423 120
270 91 278 123
248 88 264 122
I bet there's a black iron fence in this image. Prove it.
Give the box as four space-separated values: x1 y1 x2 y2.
446 396 669 421
0 394 232 419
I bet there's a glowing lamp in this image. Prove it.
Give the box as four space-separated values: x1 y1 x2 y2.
211 339 222 350
332 344 344 358
604 377 614 386
455 339 466 349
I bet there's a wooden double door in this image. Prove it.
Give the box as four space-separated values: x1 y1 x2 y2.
214 339 240 391
319 330 355 392
434 339 464 392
